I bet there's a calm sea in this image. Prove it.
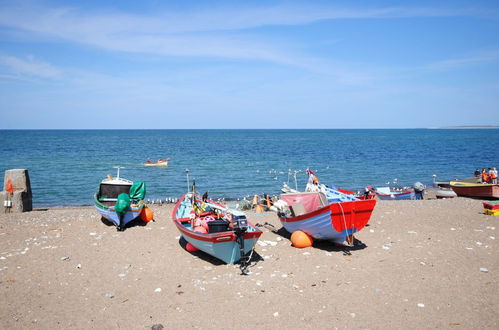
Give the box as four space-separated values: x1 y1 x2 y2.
0 129 498 206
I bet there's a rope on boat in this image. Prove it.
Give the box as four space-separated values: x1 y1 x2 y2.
239 247 255 275
337 202 353 247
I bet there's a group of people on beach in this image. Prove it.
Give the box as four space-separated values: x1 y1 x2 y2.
475 167 498 184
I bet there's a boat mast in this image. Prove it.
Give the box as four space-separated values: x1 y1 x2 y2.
185 168 190 192
113 166 124 179
293 170 300 190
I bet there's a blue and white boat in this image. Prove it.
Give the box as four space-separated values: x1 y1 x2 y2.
93 167 148 231
172 193 262 269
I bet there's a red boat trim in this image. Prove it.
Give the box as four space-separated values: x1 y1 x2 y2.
279 204 330 223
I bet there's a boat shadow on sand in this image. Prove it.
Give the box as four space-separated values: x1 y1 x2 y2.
100 217 150 230
257 222 368 256
178 236 264 268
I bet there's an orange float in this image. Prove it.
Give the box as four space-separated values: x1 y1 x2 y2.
290 230 313 248
140 207 154 222
185 243 199 252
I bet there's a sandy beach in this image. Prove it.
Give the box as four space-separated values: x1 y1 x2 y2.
0 196 497 329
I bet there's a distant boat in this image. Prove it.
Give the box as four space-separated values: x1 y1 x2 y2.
435 188 457 199
172 193 263 267
93 167 148 231
375 187 415 200
450 181 499 199
144 157 170 167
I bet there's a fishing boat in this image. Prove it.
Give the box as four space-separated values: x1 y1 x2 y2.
435 188 457 199
375 187 415 200
93 167 149 231
450 181 499 199
143 157 170 167
172 192 263 271
274 169 376 246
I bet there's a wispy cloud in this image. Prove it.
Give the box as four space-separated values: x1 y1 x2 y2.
0 55 62 79
426 49 499 71
0 2 497 65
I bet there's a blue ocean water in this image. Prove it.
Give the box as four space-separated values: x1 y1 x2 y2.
0 129 497 207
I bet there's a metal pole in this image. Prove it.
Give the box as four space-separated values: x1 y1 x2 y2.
185 169 190 192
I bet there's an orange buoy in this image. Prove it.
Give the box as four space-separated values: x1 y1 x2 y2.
194 226 208 234
5 178 13 194
291 230 313 248
255 204 264 213
185 243 199 252
140 207 154 222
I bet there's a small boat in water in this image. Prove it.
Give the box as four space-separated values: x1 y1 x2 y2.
450 181 499 199
274 169 376 246
172 192 263 272
94 167 150 231
144 157 170 167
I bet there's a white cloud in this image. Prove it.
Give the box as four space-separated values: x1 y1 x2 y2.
0 55 62 79
0 2 496 65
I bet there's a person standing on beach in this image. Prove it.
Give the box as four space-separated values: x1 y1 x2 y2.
481 168 489 183
490 167 498 184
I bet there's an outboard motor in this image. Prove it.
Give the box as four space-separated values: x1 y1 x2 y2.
232 213 250 274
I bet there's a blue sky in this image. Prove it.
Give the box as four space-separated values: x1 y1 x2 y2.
0 0 498 128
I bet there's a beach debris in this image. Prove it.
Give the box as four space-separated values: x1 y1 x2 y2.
104 292 115 298
417 303 425 308
76 263 81 269
60 256 70 261
151 324 164 330
382 243 392 250
118 273 126 279
273 312 279 317
479 268 489 273
154 288 162 293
